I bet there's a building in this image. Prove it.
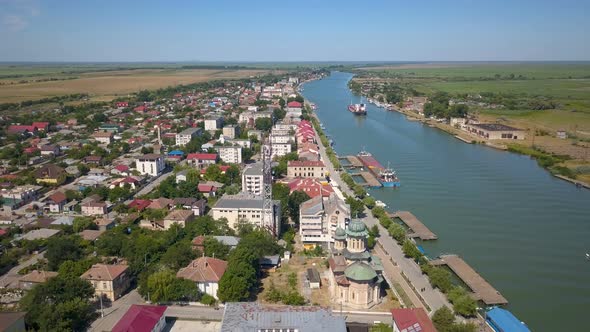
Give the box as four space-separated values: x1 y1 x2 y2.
242 162 263 195
307 268 321 289
81 201 107 216
81 263 130 302
204 116 223 131
192 235 241 251
20 228 60 241
328 220 383 309
271 143 292 158
175 127 202 146
287 160 326 179
466 123 526 140
186 153 218 168
216 146 242 164
0 312 26 332
136 154 165 176
173 197 207 216
162 209 195 229
390 308 437 332
18 270 58 290
485 307 531 332
220 302 346 332
222 125 240 139
299 193 349 245
35 164 66 185
211 192 281 233
40 144 60 156
177 257 228 299
270 134 295 144
92 131 114 145
557 130 567 139
112 305 167 332
45 191 68 213
288 178 334 198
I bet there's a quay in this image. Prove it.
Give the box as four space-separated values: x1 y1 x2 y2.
359 171 382 187
345 155 363 168
388 211 438 240
430 255 508 305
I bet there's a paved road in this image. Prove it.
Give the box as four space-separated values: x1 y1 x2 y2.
0 252 45 288
312 115 450 314
133 168 174 198
90 289 144 332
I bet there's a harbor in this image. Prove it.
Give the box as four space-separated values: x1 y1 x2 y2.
301 71 590 331
430 255 508 306
340 153 400 188
388 211 438 241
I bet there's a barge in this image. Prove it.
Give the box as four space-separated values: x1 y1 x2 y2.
357 150 400 187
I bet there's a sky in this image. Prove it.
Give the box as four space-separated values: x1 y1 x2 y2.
1 0 589 62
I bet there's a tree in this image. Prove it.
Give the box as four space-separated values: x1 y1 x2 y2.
205 164 222 181
353 185 367 198
388 223 406 243
72 216 97 233
255 117 273 131
203 237 231 261
282 291 305 305
432 306 456 332
45 235 84 271
363 196 376 209
58 259 97 278
218 274 250 302
20 276 96 331
402 239 421 259
426 266 452 293
146 269 175 302
345 196 365 218
287 190 310 223
160 241 197 271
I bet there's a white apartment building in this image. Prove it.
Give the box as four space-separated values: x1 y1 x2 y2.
211 193 281 234
216 146 242 164
299 193 350 244
270 134 295 144
242 163 264 195
204 116 223 131
222 125 240 139
136 154 165 176
175 127 202 146
271 143 292 158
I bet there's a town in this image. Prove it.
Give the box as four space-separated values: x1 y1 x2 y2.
1 69 520 332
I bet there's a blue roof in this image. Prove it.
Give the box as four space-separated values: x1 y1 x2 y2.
168 150 184 156
487 308 531 332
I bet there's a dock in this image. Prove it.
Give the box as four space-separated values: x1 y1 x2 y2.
345 156 363 168
359 171 382 187
430 255 508 305
388 211 437 240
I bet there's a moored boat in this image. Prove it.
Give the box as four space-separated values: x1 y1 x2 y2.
348 103 367 115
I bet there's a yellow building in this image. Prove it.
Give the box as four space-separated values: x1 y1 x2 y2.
35 164 66 185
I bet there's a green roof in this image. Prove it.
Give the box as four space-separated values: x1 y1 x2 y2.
334 227 346 240
346 219 368 237
344 261 378 282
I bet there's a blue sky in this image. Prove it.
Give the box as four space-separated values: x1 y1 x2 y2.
1 0 589 62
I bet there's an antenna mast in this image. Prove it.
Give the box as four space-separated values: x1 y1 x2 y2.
262 137 276 236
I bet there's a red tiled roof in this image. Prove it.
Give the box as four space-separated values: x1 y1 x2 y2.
32 122 49 130
287 101 302 107
48 191 67 204
198 184 216 193
81 264 128 281
115 164 130 172
192 235 206 246
177 257 228 283
112 304 167 332
128 199 152 211
8 125 36 133
200 165 230 174
288 178 333 198
390 308 437 332
187 153 217 160
288 160 325 167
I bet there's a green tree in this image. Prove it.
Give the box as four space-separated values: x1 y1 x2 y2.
45 235 84 271
345 196 365 217
402 239 421 259
203 237 231 261
282 291 306 305
160 241 197 271
432 306 455 332
218 274 250 302
146 269 176 302
205 164 222 181
287 190 310 223
363 196 376 209
255 117 273 131
388 223 406 243
57 259 97 279
72 216 97 233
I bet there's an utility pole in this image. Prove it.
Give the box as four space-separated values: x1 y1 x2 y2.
99 295 104 318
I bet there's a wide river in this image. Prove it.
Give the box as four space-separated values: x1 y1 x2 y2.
301 71 590 332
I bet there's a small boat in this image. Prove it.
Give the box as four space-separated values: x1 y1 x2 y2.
375 200 387 208
586 253 590 260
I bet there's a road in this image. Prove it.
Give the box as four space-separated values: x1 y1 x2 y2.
132 168 174 198
90 289 145 332
313 115 450 314
0 252 45 289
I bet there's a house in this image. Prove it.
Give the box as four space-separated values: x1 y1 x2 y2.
99 124 122 133
198 181 223 197
84 155 103 165
81 264 130 302
204 116 223 131
20 228 60 241
390 308 437 332
94 218 115 231
175 127 202 146
186 153 218 168
287 101 303 113
32 122 50 132
136 154 165 176
173 198 207 216
557 130 567 139
112 305 167 332
242 162 263 195
92 131 114 145
128 199 152 211
147 197 174 210
215 146 242 164
0 312 26 332
7 125 37 135
45 191 68 213
115 101 129 108
177 257 228 299
162 209 195 229
260 255 281 271
40 144 60 156
222 125 240 139
466 123 526 140
220 303 347 332
288 178 334 198
287 160 326 179
81 201 107 216
18 270 58 290
175 170 188 183
111 164 130 176
35 164 66 185
79 229 105 241
211 192 281 233
307 268 321 289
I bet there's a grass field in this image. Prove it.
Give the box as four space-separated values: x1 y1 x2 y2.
0 68 273 103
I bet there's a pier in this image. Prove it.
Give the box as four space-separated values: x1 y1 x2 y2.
359 171 382 187
388 211 438 240
430 255 508 305
344 156 363 168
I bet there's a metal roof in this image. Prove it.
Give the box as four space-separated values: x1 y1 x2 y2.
486 308 531 332
220 302 346 332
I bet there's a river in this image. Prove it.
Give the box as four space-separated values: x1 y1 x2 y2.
301 71 590 332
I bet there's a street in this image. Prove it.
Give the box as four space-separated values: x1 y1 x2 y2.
0 252 45 289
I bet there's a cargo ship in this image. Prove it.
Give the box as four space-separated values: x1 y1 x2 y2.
348 103 367 115
357 150 400 187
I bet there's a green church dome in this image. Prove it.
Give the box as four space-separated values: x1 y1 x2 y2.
344 261 378 281
334 227 346 239
346 219 369 237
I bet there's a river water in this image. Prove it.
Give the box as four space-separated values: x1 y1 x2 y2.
301 71 590 332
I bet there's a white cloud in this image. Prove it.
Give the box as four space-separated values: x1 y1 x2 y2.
2 14 27 31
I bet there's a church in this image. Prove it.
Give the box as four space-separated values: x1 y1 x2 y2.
328 219 384 309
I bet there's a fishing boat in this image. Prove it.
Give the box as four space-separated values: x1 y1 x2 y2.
379 162 401 188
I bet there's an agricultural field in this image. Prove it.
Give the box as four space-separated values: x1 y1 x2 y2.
0 64 275 103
